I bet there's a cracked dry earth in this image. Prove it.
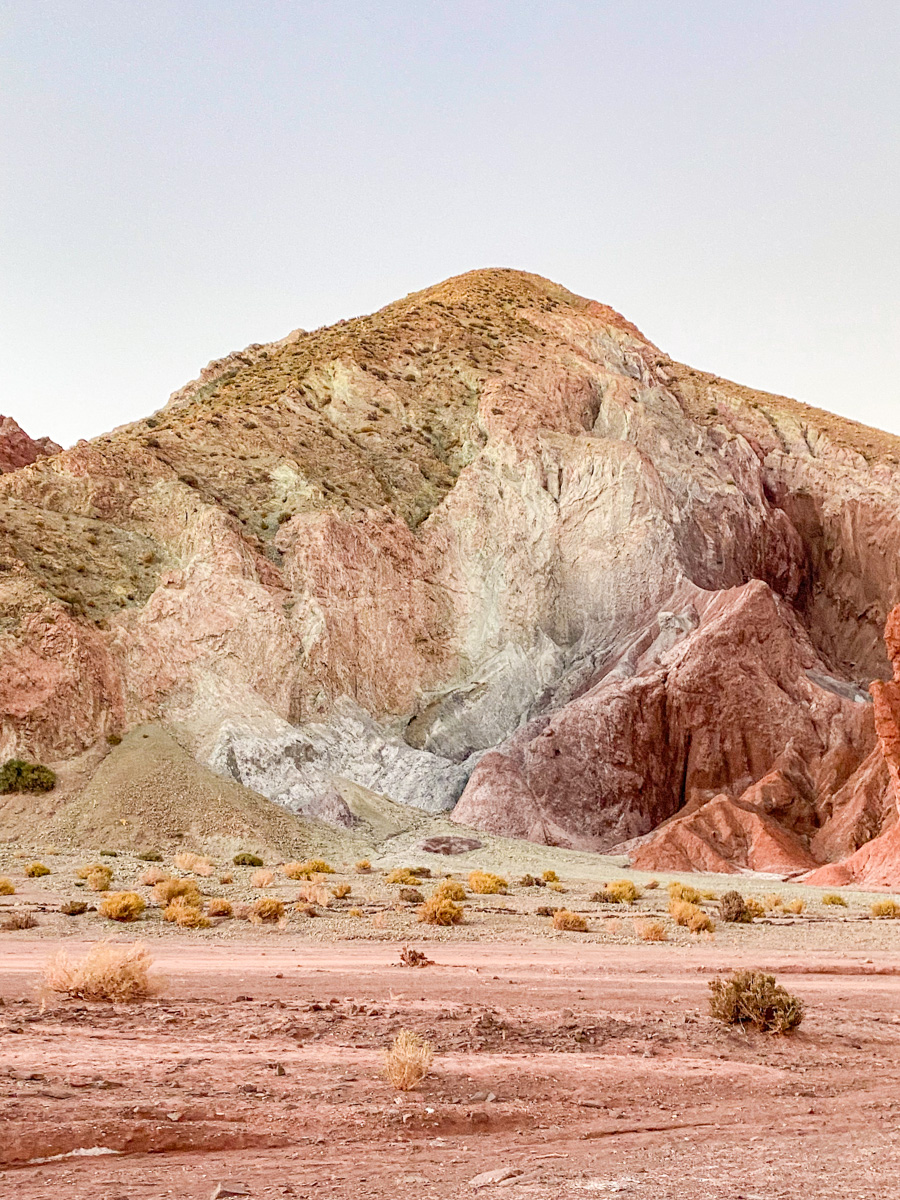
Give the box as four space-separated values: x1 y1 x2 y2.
1 943 900 1199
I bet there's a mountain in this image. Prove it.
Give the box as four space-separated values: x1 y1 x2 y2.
1 268 899 881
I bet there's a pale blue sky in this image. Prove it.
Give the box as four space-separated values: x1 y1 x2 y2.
2 1 898 445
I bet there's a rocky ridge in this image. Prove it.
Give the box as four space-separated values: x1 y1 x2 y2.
0 416 60 474
1 268 899 881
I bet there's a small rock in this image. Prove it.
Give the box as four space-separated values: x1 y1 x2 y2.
469 1166 524 1188
275 1064 286 1076
210 1185 251 1199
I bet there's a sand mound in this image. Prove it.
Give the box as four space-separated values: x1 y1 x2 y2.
46 724 363 859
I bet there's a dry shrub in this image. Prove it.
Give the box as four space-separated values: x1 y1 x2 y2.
667 881 701 905
2 910 38 930
708 970 803 1033
355 859 372 873
385 1029 433 1091
719 891 751 923
281 861 308 880
871 899 900 918
251 869 275 888
25 862 51 878
139 866 169 887
44 941 159 1001
535 905 558 917
399 886 425 904
552 909 588 932
518 874 540 887
541 870 559 883
636 919 668 941
670 899 715 933
296 902 319 917
399 945 434 967
0 877 15 895
174 852 214 877
163 897 210 928
435 879 466 901
60 900 88 916
298 883 331 907
99 892 145 922
331 883 351 899
744 897 765 919
785 898 805 915
468 870 508 895
418 894 464 926
386 868 422 886
548 881 567 893
595 880 641 904
207 898 233 917
822 893 848 907
219 872 233 884
347 906 363 918
763 892 784 912
250 897 284 924
153 878 200 906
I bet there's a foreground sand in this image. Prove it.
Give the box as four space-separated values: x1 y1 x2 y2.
2 938 900 1199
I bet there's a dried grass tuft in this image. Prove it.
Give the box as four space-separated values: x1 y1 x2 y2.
249 897 285 924
418 894 464 926
250 869 275 888
0 877 15 895
468 870 508 895
708 970 803 1033
552 908 588 931
636 919 668 941
139 866 169 887
173 852 214 877
44 941 159 1001
153 878 200 907
98 892 145 922
25 862 51 878
163 897 210 928
385 1029 433 1090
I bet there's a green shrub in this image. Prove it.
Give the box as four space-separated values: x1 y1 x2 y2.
233 852 264 867
137 850 163 862
708 970 803 1033
0 759 57 794
719 891 752 923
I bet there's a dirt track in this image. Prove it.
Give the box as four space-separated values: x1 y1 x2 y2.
2 940 900 1198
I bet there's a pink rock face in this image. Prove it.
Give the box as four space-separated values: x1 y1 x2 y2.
454 580 876 862
0 416 60 473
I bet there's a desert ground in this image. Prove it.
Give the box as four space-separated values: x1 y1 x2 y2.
2 843 900 1199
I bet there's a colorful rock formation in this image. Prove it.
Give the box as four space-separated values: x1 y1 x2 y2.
0 416 59 474
2 268 900 880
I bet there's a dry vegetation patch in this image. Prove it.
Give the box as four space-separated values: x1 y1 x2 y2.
98 892 146 922
0 877 15 895
708 970 803 1034
43 941 159 1001
418 894 464 926
385 1029 433 1091
468 870 508 894
552 909 588 931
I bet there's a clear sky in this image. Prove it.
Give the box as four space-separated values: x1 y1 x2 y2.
2 0 898 446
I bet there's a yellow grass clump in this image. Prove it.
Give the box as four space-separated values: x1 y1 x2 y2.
139 866 169 887
418 894 464 926
871 899 900 918
822 893 848 907
435 879 466 901
744 897 765 919
250 897 285 924
468 871 508 894
163 896 210 928
785 898 805 915
98 892 146 922
541 870 559 883
598 880 642 904
331 883 351 899
298 883 331 907
44 941 159 1001
552 909 588 932
173 852 214 877
385 1029 433 1091
636 919 668 942
207 898 233 917
0 878 14 895
670 899 715 933
763 893 784 911
153 878 201 907
355 859 372 873
347 906 363 918
386 868 422 885
25 862 51 878
667 881 701 905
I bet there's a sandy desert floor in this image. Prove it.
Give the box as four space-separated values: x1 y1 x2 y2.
2 935 900 1200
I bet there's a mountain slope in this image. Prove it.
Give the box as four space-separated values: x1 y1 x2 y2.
2 268 899 879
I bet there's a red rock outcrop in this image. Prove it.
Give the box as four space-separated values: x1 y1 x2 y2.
0 416 59 473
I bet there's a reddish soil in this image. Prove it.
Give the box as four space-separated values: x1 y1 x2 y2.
2 941 900 1198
